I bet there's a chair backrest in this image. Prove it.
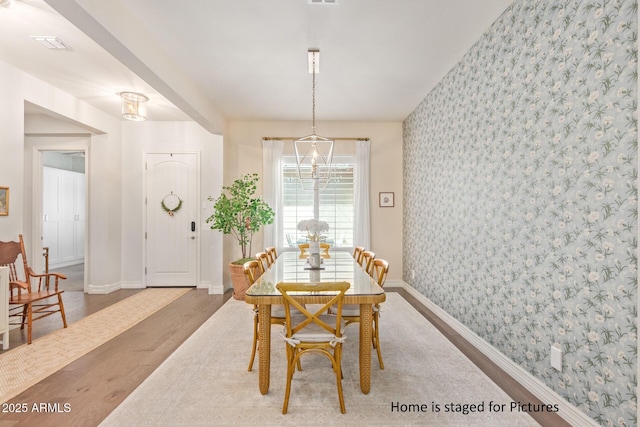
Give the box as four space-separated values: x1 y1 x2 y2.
255 252 270 272
370 259 389 287
0 235 27 285
360 250 375 274
299 243 330 257
265 247 277 264
353 246 365 263
277 282 350 338
320 243 331 255
298 243 309 257
243 260 262 286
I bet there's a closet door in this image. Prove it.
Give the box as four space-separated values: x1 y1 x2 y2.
43 167 85 268
73 175 86 259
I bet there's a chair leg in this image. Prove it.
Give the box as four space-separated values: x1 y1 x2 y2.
282 346 295 414
26 303 33 345
334 346 346 414
20 305 28 330
248 316 259 371
58 294 68 328
373 312 384 370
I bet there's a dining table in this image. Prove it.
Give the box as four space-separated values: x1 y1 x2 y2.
244 250 386 395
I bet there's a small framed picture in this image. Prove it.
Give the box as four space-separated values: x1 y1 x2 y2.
0 187 8 216
379 192 394 208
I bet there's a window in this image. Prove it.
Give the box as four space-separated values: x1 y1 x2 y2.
282 156 354 249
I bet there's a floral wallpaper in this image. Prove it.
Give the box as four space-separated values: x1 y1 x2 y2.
402 1 637 425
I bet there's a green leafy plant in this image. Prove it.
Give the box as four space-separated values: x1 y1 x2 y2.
206 173 275 263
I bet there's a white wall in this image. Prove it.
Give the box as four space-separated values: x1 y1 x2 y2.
0 59 224 294
225 120 404 285
0 59 123 290
120 121 224 293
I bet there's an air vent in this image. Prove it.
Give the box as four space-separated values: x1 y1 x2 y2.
309 0 338 4
30 36 70 50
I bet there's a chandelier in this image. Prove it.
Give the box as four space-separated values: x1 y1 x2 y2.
294 49 334 191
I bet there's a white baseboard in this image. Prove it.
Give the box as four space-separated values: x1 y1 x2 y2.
209 282 225 295
120 281 144 289
87 281 125 294
396 281 598 427
50 259 84 270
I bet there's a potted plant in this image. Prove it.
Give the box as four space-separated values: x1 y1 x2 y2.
207 173 275 300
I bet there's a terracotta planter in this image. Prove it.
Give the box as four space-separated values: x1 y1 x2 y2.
229 262 250 300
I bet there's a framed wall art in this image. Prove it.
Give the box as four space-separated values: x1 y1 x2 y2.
379 192 394 208
0 187 8 216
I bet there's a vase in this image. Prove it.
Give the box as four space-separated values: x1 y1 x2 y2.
309 253 322 269
229 262 250 300
309 241 320 254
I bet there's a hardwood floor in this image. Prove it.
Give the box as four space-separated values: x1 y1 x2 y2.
0 288 568 426
0 288 231 426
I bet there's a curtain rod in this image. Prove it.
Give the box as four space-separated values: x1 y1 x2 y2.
262 137 369 141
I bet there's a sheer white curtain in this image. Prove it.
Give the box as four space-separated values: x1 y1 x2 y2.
262 139 284 251
353 140 371 248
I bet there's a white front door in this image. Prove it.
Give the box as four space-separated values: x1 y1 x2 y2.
145 153 199 286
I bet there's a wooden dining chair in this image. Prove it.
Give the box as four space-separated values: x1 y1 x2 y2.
265 247 277 264
277 281 350 414
360 250 375 274
297 243 309 257
341 258 389 369
298 243 331 258
244 260 292 372
352 246 365 264
320 243 331 256
0 234 68 344
255 252 270 273
245 260 274 371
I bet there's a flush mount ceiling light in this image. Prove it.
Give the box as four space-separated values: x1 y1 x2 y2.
30 36 70 50
120 92 149 121
294 49 334 192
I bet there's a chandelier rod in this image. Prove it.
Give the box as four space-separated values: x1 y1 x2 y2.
312 50 317 134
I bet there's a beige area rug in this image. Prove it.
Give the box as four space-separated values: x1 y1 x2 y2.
100 294 541 427
0 287 190 403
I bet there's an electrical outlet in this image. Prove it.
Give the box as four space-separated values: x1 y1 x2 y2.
551 345 562 371
411 269 415 280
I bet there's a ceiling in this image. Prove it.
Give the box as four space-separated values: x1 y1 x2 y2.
0 0 513 134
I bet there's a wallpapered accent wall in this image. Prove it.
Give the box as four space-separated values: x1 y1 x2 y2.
403 1 637 425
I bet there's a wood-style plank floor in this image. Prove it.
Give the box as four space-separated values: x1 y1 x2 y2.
0 288 568 426
0 288 231 426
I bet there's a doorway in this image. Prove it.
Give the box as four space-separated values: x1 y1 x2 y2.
41 150 86 291
25 137 89 293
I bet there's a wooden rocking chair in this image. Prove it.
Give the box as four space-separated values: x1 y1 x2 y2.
0 234 67 344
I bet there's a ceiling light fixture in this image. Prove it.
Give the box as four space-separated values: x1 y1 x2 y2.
30 36 70 50
294 49 334 193
120 92 149 121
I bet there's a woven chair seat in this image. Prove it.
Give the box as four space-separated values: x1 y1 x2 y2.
284 315 346 344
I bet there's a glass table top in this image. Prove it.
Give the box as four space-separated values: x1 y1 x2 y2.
246 251 384 296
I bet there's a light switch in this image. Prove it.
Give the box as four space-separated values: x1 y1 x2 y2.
551 345 562 371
